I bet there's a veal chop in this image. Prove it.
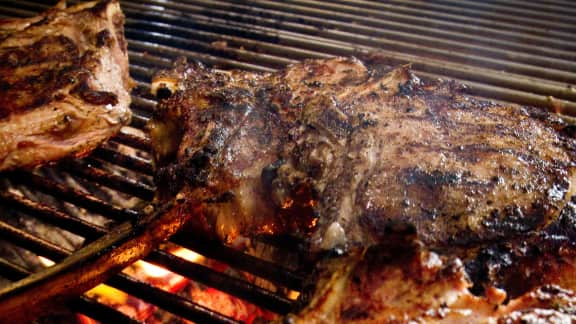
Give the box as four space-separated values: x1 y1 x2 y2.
150 56 576 322
0 0 132 171
150 57 575 252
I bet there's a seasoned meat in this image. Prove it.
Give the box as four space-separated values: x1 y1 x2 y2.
150 57 575 251
463 199 576 298
288 234 576 323
150 56 576 322
0 0 132 171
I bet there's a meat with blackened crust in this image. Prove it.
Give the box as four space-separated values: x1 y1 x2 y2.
150 57 575 252
0 0 132 171
149 56 576 322
289 231 576 323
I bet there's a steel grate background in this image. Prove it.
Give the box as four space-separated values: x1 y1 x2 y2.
0 0 575 322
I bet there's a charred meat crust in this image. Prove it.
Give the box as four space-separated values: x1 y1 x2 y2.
0 24 120 117
151 56 576 322
290 235 576 323
151 57 575 252
0 35 79 118
0 0 132 171
464 197 576 298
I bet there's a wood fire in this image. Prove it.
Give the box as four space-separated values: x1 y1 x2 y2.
76 247 277 323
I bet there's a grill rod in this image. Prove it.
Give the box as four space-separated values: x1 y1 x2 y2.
0 259 140 324
0 206 295 321
1 154 305 321
116 0 576 114
8 171 141 223
171 233 305 292
145 0 576 65
0 195 186 323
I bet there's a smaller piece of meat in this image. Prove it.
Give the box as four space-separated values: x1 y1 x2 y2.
0 0 132 171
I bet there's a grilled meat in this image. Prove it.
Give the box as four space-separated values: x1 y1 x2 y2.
151 56 575 251
0 0 132 171
150 56 576 322
289 232 576 323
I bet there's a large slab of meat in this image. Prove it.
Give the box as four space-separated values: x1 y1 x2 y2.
150 56 575 250
150 56 576 322
0 0 132 171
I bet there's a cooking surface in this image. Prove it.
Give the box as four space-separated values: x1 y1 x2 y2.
123 0 575 113
0 0 575 322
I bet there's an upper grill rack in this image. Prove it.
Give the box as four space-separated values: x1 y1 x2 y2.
121 0 576 114
0 0 575 322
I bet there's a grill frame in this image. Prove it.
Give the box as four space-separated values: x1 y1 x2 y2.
0 0 575 322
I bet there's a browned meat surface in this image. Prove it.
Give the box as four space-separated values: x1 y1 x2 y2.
151 56 575 251
0 0 132 171
289 234 576 323
150 56 576 322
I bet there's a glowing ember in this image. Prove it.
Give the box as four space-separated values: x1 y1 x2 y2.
76 314 100 324
38 256 55 267
81 250 191 322
308 217 318 230
260 224 275 235
85 284 128 305
125 259 188 295
281 198 294 209
288 290 301 300
132 260 172 278
188 283 278 323
82 284 155 322
171 247 204 263
74 246 281 323
77 314 97 324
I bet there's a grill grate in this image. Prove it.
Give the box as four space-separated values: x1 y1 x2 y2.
0 0 575 322
116 0 576 113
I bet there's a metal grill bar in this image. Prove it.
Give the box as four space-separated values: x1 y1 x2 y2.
0 259 30 282
90 147 154 176
0 198 260 323
0 221 71 261
7 171 141 222
0 257 141 323
387 0 576 30
122 14 576 101
61 160 155 201
130 96 156 114
112 130 152 152
222 0 576 49
128 40 276 73
0 193 299 321
171 233 305 292
0 192 106 240
115 0 576 114
68 297 142 324
128 113 150 130
105 273 240 324
153 0 576 61
323 0 576 42
162 5 576 71
491 0 576 11
1 0 575 322
145 250 294 314
1 2 305 320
